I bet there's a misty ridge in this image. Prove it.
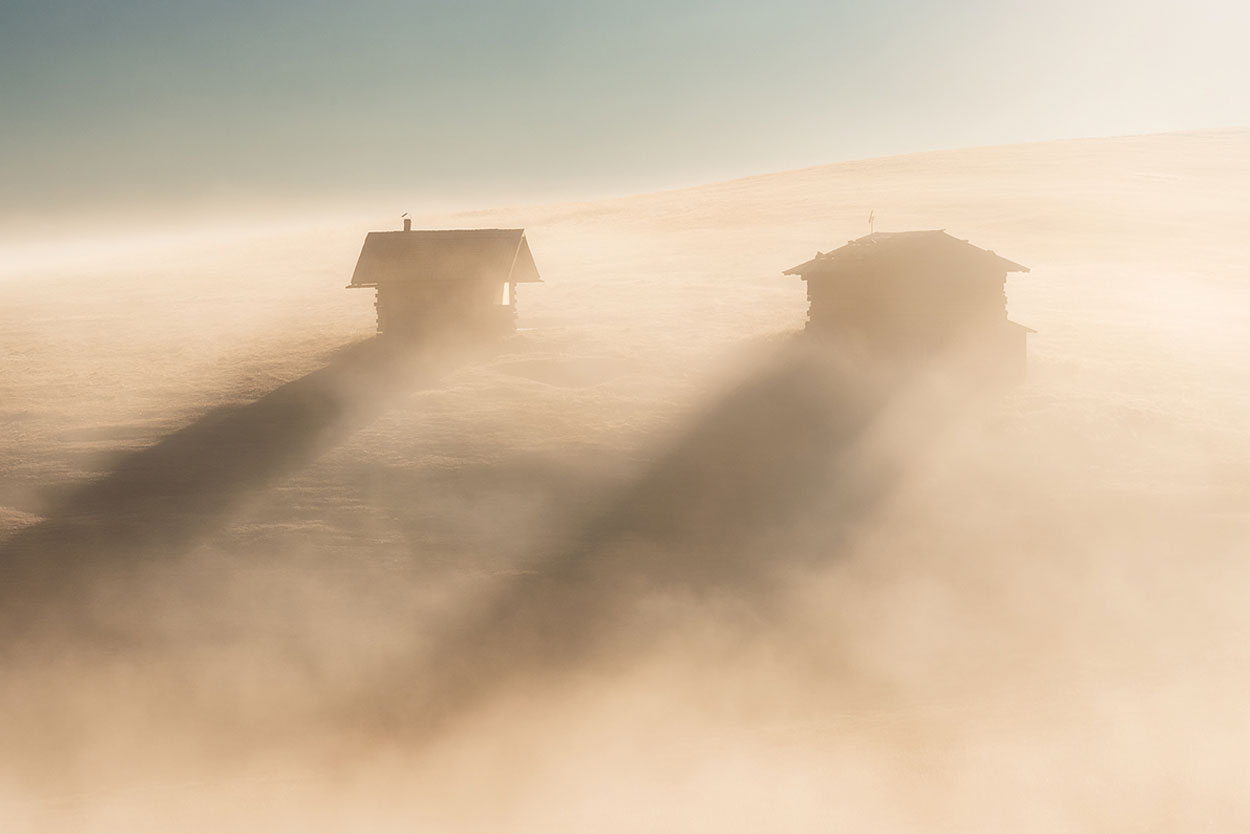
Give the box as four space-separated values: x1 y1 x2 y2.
0 129 1248 831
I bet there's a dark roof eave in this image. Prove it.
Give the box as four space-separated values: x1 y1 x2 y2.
784 257 1030 276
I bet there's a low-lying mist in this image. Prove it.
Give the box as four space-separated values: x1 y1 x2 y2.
1 130 1248 831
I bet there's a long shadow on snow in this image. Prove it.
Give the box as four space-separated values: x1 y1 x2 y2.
339 342 964 740
0 337 439 644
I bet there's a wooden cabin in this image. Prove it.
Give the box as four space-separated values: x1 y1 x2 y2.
348 224 541 340
785 230 1032 379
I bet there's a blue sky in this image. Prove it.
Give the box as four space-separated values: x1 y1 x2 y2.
1 0 1246 218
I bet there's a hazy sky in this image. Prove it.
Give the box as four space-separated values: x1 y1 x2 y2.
1 0 1246 220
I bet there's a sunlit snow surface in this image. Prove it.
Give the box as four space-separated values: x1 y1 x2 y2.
1 130 1248 832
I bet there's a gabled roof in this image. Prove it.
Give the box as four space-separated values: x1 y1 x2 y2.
784 230 1028 276
349 228 542 287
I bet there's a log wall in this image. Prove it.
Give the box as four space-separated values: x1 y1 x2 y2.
375 280 517 340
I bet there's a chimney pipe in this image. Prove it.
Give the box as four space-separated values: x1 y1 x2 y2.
403 217 412 232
